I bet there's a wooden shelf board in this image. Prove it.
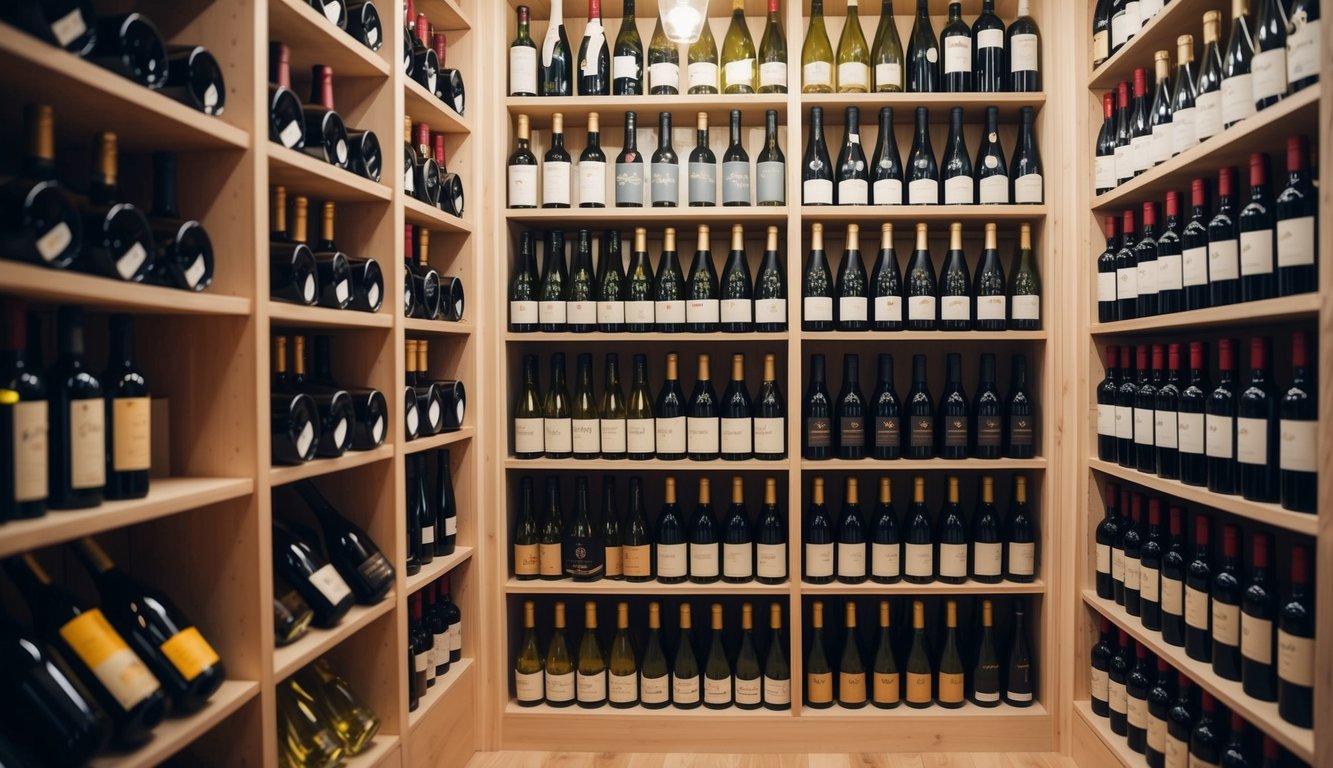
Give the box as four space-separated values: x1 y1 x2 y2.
1090 294 1324 335
404 195 473 233
269 444 396 487
504 331 790 343
509 1 1027 21
802 92 1046 121
1088 459 1318 537
404 426 475 455
800 578 1047 595
504 700 792 717
89 680 260 768
273 594 396 679
269 145 393 203
407 546 475 594
504 206 790 226
503 457 790 470
504 578 792 595
268 300 395 329
0 261 253 316
800 204 1050 223
1073 699 1143 768
799 330 1048 341
404 318 475 335
342 733 401 767
269 0 390 78
800 457 1048 470
409 658 475 732
799 700 1049 718
1091 87 1319 211
419 0 473 30
0 477 254 559
506 95 789 128
405 77 472 135
1082 590 1314 762
1089 0 1214 90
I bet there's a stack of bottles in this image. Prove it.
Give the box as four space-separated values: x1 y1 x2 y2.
277 658 381 767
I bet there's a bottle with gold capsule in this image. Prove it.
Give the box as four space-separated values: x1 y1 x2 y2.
722 476 754 582
703 604 733 709
640 601 670 708
904 599 932 707
839 601 868 708
764 602 791 709
81 131 155 282
575 601 606 708
971 599 1001 707
514 600 544 706
937 599 965 708
544 601 574 707
672 603 701 708
806 600 834 708
872 600 899 708
871 477 901 583
734 603 762 709
607 601 637 707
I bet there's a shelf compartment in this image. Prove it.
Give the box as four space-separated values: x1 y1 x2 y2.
407 546 474 594
800 204 1049 223
269 145 392 203
341 733 400 767
801 92 1046 121
404 319 474 336
504 700 791 717
273 594 396 679
505 95 789 128
1082 590 1314 763
1090 294 1323 335
270 444 396 487
0 261 253 316
1089 0 1214 90
1091 87 1319 211
405 77 471 135
1089 459 1317 537
404 426 475 455
419 0 473 30
89 680 260 768
504 458 790 471
0 477 254 559
800 457 1048 470
800 578 1046 595
268 301 394 329
1073 699 1145 768
404 196 473 233
799 700 1049 718
505 578 791 595
268 0 390 78
799 331 1048 342
504 332 790 343
505 206 790 227
409 658 475 731
0 26 249 152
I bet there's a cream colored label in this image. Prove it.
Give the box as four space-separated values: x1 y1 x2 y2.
805 543 833 578
940 543 967 578
907 295 935 321
938 672 964 703
1128 695 1148 728
514 418 544 454
764 676 790 705
943 176 973 205
539 543 562 576
720 417 752 456
872 542 900 578
1009 542 1035 576
974 542 1002 577
1162 576 1184 616
1149 713 1168 752
655 416 685 454
1166 736 1189 768
37 221 72 262
1277 217 1316 268
1277 630 1314 686
1236 416 1269 465
622 544 651 577
514 543 539 576
686 416 719 455
1108 679 1127 714
838 542 866 579
689 542 719 578
609 671 637 703
51 8 87 46
1279 419 1317 472
723 543 752 579
1185 586 1209 629
905 543 932 578
754 417 783 455
837 61 869 88
1112 548 1126 581
69 400 105 489
1096 543 1111 574
756 543 785 579
944 36 970 74
600 419 626 454
545 671 574 702
735 676 761 706
704 675 732 704
1211 602 1240 646
1091 667 1109 701
626 418 654 454
543 418 572 453
641 674 669 704
1140 565 1159 602
577 670 606 702
112 397 151 472
673 673 700 703
1241 614 1272 664
803 61 832 87
1125 557 1141 591
515 669 543 701
11 400 47 502
649 62 679 91
1014 295 1040 326
310 563 352 605
1205 414 1233 459
572 418 600 455
656 543 686 578
908 178 938 205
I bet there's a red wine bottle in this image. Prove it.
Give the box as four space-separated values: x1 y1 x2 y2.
1205 338 1239 495
1128 67 1152 179
1239 531 1276 701
1178 341 1210 486
871 353 901 460
1155 191 1184 314
1139 498 1164 630
1134 202 1159 318
1090 617 1114 716
1108 630 1131 734
1279 331 1316 512
1004 354 1035 459
1277 544 1313 726
1276 135 1316 296
1237 336 1279 502
1126 642 1152 752
904 354 934 460
1184 513 1213 662
1115 345 1137 467
268 43 306 150
1115 209 1138 321
973 353 1002 460
48 306 104 509
1160 505 1188 646
803 354 832 460
0 104 81 269
1182 178 1212 311
1097 345 1119 461
1122 492 1144 616
1134 345 1159 473
1095 93 1117 195
409 13 439 94
1097 216 1119 322
1 303 47 521
1094 480 1119 599
433 33 466 115
1210 523 1244 681
102 314 150 501
434 134 465 217
1155 343 1183 479
303 65 350 169
835 353 866 460
1238 153 1276 301
1207 167 1241 306
1113 81 1133 186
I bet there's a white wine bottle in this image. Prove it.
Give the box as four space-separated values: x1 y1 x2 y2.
734 603 763 709
721 0 757 93
640 601 670 708
806 600 834 707
687 17 720 94
514 600 544 706
757 0 787 93
837 0 872 93
575 601 606 708
839 601 868 708
904 599 932 707
703 604 733 708
764 603 791 709
802 0 835 92
672 603 702 708
648 15 680 94
544 601 575 707
872 0 905 92
608 601 638 708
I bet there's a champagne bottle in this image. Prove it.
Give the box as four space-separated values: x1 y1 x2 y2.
294 659 380 755
806 601 834 707
626 353 656 459
539 0 573 95
648 16 680 94
803 107 834 205
905 599 932 707
688 477 720 582
575 601 607 707
654 228 686 331
721 354 754 461
1222 0 1257 128
939 223 972 331
974 223 1006 331
803 223 834 331
686 225 720 331
514 477 540 580
612 0 644 95
600 353 627 459
972 600 1001 706
839 601 868 707
656 477 688 583
837 0 872 92
539 477 563 580
734 604 762 709
805 476 835 583
626 229 656 332
837 476 867 582
655 353 687 460
542 352 572 459
514 600 544 705
872 0 906 92
623 477 653 580
538 230 568 331
906 107 939 204
872 599 900 708
941 2 973 92
756 110 787 205
687 16 720 94
764 602 791 709
835 107 871 205
672 603 701 708
703 604 732 708
641 602 670 708
837 224 869 330
294 481 395 603
564 476 605 580
687 354 720 461
757 0 788 93
1285 0 1319 93
756 477 787 583
721 0 757 93
720 226 753 332
544 601 574 707
907 0 939 93
651 112 680 207
278 673 344 767
802 0 835 92
937 599 965 707
722 476 754 580
567 230 597 332
608 602 637 707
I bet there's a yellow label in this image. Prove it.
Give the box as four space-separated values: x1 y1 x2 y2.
0 388 17 405
111 397 151 472
68 400 105 489
938 672 964 704
906 672 932 704
60 609 128 667
807 671 833 703
604 545 623 578
159 626 220 682
11 400 47 502
60 609 160 709
622 545 651 577
538 543 563 576
839 671 867 704
513 544 540 576
873 672 900 704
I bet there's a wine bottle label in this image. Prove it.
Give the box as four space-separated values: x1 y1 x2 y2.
686 298 720 324
10 400 47 502
1115 405 1134 439
872 296 902 324
539 299 567 324
764 675 791 705
405 406 419 439
1010 295 1039 322
421 522 436 545
972 295 1004 322
514 417 544 454
687 61 719 91
614 163 645 206
1156 254 1182 290
904 542 932 578
907 295 935 321
871 541 900 578
1091 666 1110 701
1108 679 1127 713
1276 216 1315 267
720 298 751 324
564 534 606 578
838 62 870 89
1128 694 1148 728
544 417 573 454
1204 414 1233 458
804 296 833 322
908 178 938 204
939 542 967 578
1221 74 1256 125
1287 18 1320 83
1149 714 1168 753
568 297 597 326
543 161 571 206
1162 575 1184 615
872 178 903 205
1112 548 1126 581
874 62 902 89
1009 541 1035 577
838 178 869 205
1241 614 1273 664
978 174 1008 204
641 673 670 704
1014 174 1042 203
600 418 626 454
546 671 575 702
1236 416 1270 465
1096 543 1111 575
974 687 1001 703
1134 407 1154 445
655 299 685 324
943 416 967 448
539 542 563 576
943 175 972 205
943 36 970 74
62 609 161 710
757 161 786 204
970 28 1000 52
626 418 655 454
626 300 655 324
803 178 834 205
908 415 933 449
656 415 688 454
722 161 751 205
688 162 717 205
515 669 544 701
1151 124 1172 166
1097 272 1117 303
603 671 636 704
1212 602 1240 646
1171 108 1197 155
839 296 868 322
1140 0 1163 18
650 62 680 91
508 165 538 206
1194 91 1223 140
803 61 832 87
806 671 833 703
753 417 784 455
1094 155 1115 192
1279 418 1316 472
704 675 732 704
597 300 626 326
623 544 651 576
938 672 964 703
759 61 786 88
1278 630 1315 686
1116 265 1139 300
510 46 538 94
578 161 607 206
673 673 701 703
657 542 687 577
756 542 785 578
724 59 755 90
840 416 865 449
726 675 758 706
1177 412 1204 454
514 543 540 576
1010 33 1039 73
156 626 219 683
67 399 106 489
113 239 147 280
690 542 720 577
906 672 931 704
1131 135 1152 174
721 416 752 456
432 631 445 669
613 55 640 82
572 418 600 455
107 396 151 473
722 541 752 578
309 562 353 606
1185 585 1209 629
974 542 1002 577
837 541 866 578
687 416 720 455
577 670 607 703
1240 230 1275 276
1153 410 1181 450
839 671 867 704
1111 9 1138 50
1166 735 1189 768
940 296 969 322
806 416 831 448
651 162 680 205
873 671 900 704
805 542 834 578
1140 564 1159 601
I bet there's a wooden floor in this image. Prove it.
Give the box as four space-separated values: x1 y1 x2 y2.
466 753 1078 768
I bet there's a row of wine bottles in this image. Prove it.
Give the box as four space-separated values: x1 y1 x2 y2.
407 579 465 710
3 107 214 290
511 226 788 334
406 449 460 574
2 6 227 115
405 339 467 439
1094 335 1317 513
1093 485 1314 727
2 306 150 520
403 118 466 216
1 543 226 760
1088 625 1304 768
1094 0 1170 62
278 657 381 767
268 45 381 181
403 224 466 322
270 189 384 312
803 222 1041 332
271 336 388 464
303 0 383 52
509 109 786 208
403 0 466 115
1096 138 1317 319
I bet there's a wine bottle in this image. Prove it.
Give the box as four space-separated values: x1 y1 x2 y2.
0 616 106 766
1186 515 1219 650
540 352 572 458
701 604 732 709
1276 135 1317 296
1109 630 1131 733
837 477 867 583
1181 179 1211 311
409 452 436 568
972 599 1001 706
937 599 965 707
762 603 791 709
1095 94 1117 196
308 201 352 311
834 601 866 708
1238 531 1277 701
803 354 833 459
145 151 213 291
542 113 572 209
1008 0 1041 91
1011 107 1043 203
513 355 544 459
805 476 834 584
647 15 680 94
651 112 680 207
0 305 45 522
1161 505 1188 646
905 599 932 707
567 231 597 334
749 477 785 586
591 232 626 333
1146 657 1173 764
906 107 939 204
834 224 869 329
683 227 719 332
722 476 753 581
803 107 834 205
1096 346 1120 461
758 0 787 93
802 223 834 332
90 13 169 89
610 113 645 207
868 225 904 331
734 604 762 709
756 110 786 206
941 108 973 205
594 353 626 460
510 6 538 96
836 0 871 93
1154 344 1183 478
1114 346 1137 467
1171 35 1200 157
47 306 104 509
866 108 904 206
936 476 968 584
544 602 575 707
1178 341 1210 486
1234 153 1278 302
1126 642 1152 750
1222 0 1257 128
897 479 931 580
721 0 757 93
867 600 899 709
903 354 935 459
937 353 969 458
1095 481 1120 598
687 114 718 207
835 108 871 205
939 224 971 331
1139 498 1164 630
1116 209 1139 320
0 1 96 56
94 314 149 501
869 2 905 91
975 108 1009 205
78 132 156 282
907 0 939 92
574 601 606 707
540 0 573 95
573 115 608 209
640 602 670 707
514 599 544 706
1004 224 1040 329
686 354 720 461
673 603 702 708
835 354 867 459
1205 337 1239 494
1134 345 1159 471
1147 50 1173 168
806 601 834 708
294 481 394 604
1123 492 1145 616
1277 544 1313 726
1165 673 1195 765
538 230 568 332
514 477 540 580
0 104 82 270
1237 336 1279 502
940 3 973 93
608 602 637 707
300 65 350 171
657 477 688 583
712 227 753 334
1275 330 1316 512
904 224 937 330
1006 476 1037 582
624 477 653 580
714 113 751 208
866 354 902 460
1113 81 1132 183
625 353 656 459
538 477 563 580
687 15 720 94
624 229 656 333
272 519 355 628
1096 217 1120 323
654 229 686 332
654 352 687 460
565 476 605 580
973 0 1005 91
719 355 753 461
1286 0 1320 92
1196 12 1226 141
688 477 720 582
1152 193 1184 314
601 477 622 579
1211 524 1244 680
802 0 835 92
575 0 610 96
435 450 458 556
972 477 1002 583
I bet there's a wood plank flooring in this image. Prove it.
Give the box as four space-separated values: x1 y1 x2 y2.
467 753 1078 768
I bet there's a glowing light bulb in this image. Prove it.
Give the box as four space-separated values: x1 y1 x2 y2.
660 0 709 43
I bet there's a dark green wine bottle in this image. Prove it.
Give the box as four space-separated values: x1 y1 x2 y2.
596 230 625 333
974 222 1007 332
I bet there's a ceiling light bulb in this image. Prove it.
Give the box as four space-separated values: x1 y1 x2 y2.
660 0 709 43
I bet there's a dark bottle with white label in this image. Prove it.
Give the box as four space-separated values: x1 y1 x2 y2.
904 223 937 330
1279 331 1316 513
719 226 753 333
720 354 752 461
905 106 939 204
1276 135 1316 296
615 111 644 207
835 107 870 205
102 314 149 501
836 224 869 331
905 354 934 460
837 477 867 584
685 225 720 333
870 477 900 583
722 110 751 206
941 108 973 205
686 355 720 463
803 223 834 331
938 223 971 332
650 112 679 207
1238 152 1276 301
804 478 834 584
1236 336 1279 503
836 354 866 460
1208 167 1242 306
871 223 903 331
1155 343 1183 479
49 306 105 509
1210 523 1244 681
754 354 786 460
1205 338 1239 495
803 107 834 205
1186 515 1215 661
803 354 832 460
871 107 903 205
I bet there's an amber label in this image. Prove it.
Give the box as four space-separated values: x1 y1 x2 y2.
905 672 931 704
112 397 151 472
69 400 105 489
604 545 623 578
11 400 47 502
938 672 964 704
160 626 220 681
839 671 867 704
806 671 833 704
514 544 540 576
622 545 651 577
873 672 899 704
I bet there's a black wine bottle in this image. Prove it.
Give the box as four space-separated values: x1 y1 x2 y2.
937 353 969 460
720 354 752 461
871 223 903 331
941 107 973 205
1279 331 1316 512
1205 338 1239 495
1276 135 1317 296
904 223 937 331
686 225 720 333
836 224 869 331
804 354 833 460
804 477 834 584
835 107 870 205
905 354 934 460
720 226 753 333
905 107 939 204
803 223 834 332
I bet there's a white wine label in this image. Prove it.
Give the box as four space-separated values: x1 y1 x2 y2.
544 417 573 454
302 273 317 303
111 397 151 472
655 300 685 324
1131 134 1152 174
69 400 105 489
564 299 596 327
704 676 732 704
640 674 669 704
572 418 600 455
310 562 353 605
1277 216 1315 267
1185 585 1209 629
626 418 655 454
1182 247 1208 287
944 175 973 205
1091 667 1109 701
805 542 834 578
1171 108 1197 156
1014 174 1042 203
804 296 833 322
874 62 902 89
1097 272 1117 303
1205 414 1233 459
1194 91 1223 140
907 295 936 321
1094 156 1115 192
280 119 303 149
872 542 900 578
760 61 786 88
734 676 761 706
1177 412 1204 454
720 298 751 324
804 178 834 205
657 542 687 578
1128 695 1148 728
1212 602 1240 646
688 61 719 91
1109 679 1127 714
979 175 1009 204
11 400 47 502
873 178 903 205
1096 543 1111 575
578 161 607 206
1278 630 1315 686
1011 33 1039 72
908 178 938 204
1236 416 1269 465
421 523 435 545
804 60 832 87
839 296 868 322
51 8 88 46
1149 714 1168 753
36 221 72 263
1140 565 1159 601
625 300 655 324
580 22 606 76
976 295 1006 321
539 299 567 325
655 416 685 454
944 36 970 74
545 671 575 702
60 610 160 710
539 542 563 576
720 417 752 456
509 165 538 206
874 295 903 323
838 178 869 205
1115 405 1133 439
753 298 785 326
1157 254 1183 290
510 47 538 94
543 161 571 206
613 54 639 82
514 543 540 576
753 417 784 455
1011 295 1039 321
690 542 720 577
974 542 1002 577
756 161 785 204
1097 404 1115 437
1279 419 1316 472
688 161 717 204
446 517 458 538
600 419 626 454
686 416 719 455
1241 614 1273 664
926 47 938 63
725 58 754 89
1134 407 1154 445
1162 576 1184 615
673 674 701 703
1117 265 1139 300
650 62 680 91
756 542 786 579
1009 542 1036 577
905 543 932 577
1166 735 1189 768
763 676 791 706
296 419 315 457
1151 124 1172 166
597 300 626 325
515 669 544 701
686 298 720 324
1112 548 1126 581
723 542 752 578
1240 230 1274 276
940 542 967 577
116 241 147 280
1252 49 1288 101
1155 410 1178 449
838 61 870 89
1221 74 1256 125
978 29 1004 50
609 671 637 703
1287 18 1320 83
1124 556 1140 590
837 542 866 579
577 670 607 703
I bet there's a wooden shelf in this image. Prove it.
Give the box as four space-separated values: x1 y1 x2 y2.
89 681 260 768
506 95 789 127
342 734 401 767
504 457 790 471
274 595 396 679
1088 0 1215 90
1072 699 1147 768
419 0 474 30
405 318 475 335
800 205 1050 223
801 579 1047 595
405 78 471 135
800 457 1048 470
504 701 792 717
410 659 475 731
269 145 393 203
509 0 1028 20
799 700 1049 718
407 546 475 594
269 0 390 78
504 331 790 343
404 426 475 455
1090 294 1323 335
268 301 395 329
404 195 473 233
1089 459 1318 537
1082 591 1314 762
0 477 254 559
269 444 396 487
504 206 790 227
0 27 250 152
801 92 1046 121
0 261 253 316
1091 87 1319 211
798 330 1048 342
505 578 791 595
